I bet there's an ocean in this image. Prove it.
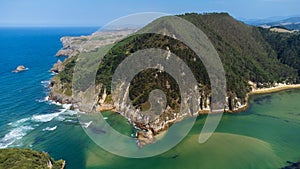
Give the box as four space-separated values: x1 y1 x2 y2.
0 27 299 169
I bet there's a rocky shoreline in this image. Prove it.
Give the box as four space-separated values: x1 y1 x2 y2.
226 82 300 114
48 30 300 147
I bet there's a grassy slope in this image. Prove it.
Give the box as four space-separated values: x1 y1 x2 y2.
0 148 64 169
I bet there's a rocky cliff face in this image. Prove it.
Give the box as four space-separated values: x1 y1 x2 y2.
49 29 246 147
50 60 64 73
49 29 137 110
48 13 300 147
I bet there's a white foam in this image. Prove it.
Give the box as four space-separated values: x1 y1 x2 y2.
36 99 45 103
42 126 57 131
104 117 108 120
62 104 72 109
56 116 66 121
0 126 34 148
48 100 62 106
82 121 93 128
1 102 75 148
44 95 62 106
64 120 77 123
31 112 61 123
8 118 30 127
62 110 77 116
31 108 67 123
36 96 49 103
41 80 50 88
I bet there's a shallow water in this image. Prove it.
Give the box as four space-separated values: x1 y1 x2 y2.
79 90 300 169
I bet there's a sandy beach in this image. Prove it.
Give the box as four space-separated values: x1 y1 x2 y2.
250 84 300 95
228 84 300 113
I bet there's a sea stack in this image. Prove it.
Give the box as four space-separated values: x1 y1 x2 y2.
12 65 28 73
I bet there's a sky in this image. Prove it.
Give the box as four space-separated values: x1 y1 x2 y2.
0 0 299 27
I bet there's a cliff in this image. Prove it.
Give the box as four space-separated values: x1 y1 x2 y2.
49 13 300 146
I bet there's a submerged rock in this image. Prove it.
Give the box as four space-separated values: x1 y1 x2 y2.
282 161 300 169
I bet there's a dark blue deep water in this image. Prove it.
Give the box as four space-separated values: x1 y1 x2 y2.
0 27 98 168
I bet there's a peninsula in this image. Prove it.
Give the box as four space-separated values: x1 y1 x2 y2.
48 13 300 146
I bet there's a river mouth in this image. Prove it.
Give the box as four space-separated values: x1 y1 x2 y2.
2 88 300 169
85 89 300 169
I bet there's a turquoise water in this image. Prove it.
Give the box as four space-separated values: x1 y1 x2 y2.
0 27 299 169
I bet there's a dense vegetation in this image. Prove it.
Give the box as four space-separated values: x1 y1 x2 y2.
0 148 65 169
96 33 209 111
55 13 300 110
180 13 297 95
259 28 300 76
283 23 300 31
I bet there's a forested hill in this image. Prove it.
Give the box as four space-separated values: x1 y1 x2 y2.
50 13 300 113
259 27 300 76
180 13 298 97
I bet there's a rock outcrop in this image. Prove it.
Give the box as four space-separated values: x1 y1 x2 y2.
55 30 137 58
50 60 64 73
137 130 155 148
12 65 28 73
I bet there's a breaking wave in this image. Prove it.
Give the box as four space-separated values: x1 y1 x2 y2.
0 126 34 148
0 103 75 148
42 126 57 131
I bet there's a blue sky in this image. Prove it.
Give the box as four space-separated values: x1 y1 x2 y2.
0 0 299 26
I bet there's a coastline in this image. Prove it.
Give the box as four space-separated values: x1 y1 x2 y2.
227 84 300 113
48 28 300 147
48 56 300 145
97 84 300 115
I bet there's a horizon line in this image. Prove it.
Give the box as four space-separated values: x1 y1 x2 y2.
0 25 102 28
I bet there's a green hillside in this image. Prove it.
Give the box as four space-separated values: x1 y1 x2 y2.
52 13 300 112
259 27 300 76
0 148 65 169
